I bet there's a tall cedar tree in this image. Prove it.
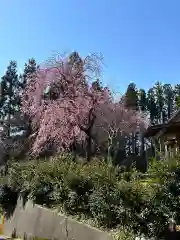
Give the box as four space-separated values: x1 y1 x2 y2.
154 82 165 123
174 84 180 110
164 84 175 120
138 89 147 154
139 89 147 112
0 61 20 137
147 88 158 125
21 58 39 86
125 83 139 110
125 83 139 155
20 59 39 141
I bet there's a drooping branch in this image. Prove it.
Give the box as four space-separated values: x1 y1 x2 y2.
21 52 148 159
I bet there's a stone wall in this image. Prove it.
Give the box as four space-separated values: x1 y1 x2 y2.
4 198 113 240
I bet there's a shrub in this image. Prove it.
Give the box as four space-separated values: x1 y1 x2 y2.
3 154 180 238
64 174 93 215
112 227 137 240
88 188 123 228
0 185 19 218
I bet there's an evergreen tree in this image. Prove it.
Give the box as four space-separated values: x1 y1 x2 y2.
0 80 7 120
21 59 38 137
174 84 180 110
154 82 165 123
163 84 175 120
147 88 158 125
125 83 139 110
138 89 147 155
125 83 139 155
20 58 39 87
68 51 83 68
139 89 147 112
92 79 102 91
0 61 21 136
0 61 26 166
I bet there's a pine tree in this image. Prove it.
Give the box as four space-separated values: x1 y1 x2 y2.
20 58 39 87
1 61 21 136
92 79 103 91
68 51 83 68
0 61 25 166
0 80 7 120
147 88 158 125
125 83 139 110
138 89 147 155
174 84 180 110
163 84 175 120
154 82 165 123
125 83 139 155
139 89 147 112
21 59 39 138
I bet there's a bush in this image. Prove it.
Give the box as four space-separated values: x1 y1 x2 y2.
3 154 180 238
112 227 137 240
0 185 18 218
88 188 123 228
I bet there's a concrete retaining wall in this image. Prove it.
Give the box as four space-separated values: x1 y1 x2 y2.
4 198 113 240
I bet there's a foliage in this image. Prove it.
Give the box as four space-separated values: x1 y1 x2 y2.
125 83 139 110
3 154 180 238
2 52 180 239
20 52 147 159
1 54 180 162
0 61 21 123
0 59 39 164
112 227 137 240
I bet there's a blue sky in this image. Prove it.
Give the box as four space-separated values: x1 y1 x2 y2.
0 0 180 94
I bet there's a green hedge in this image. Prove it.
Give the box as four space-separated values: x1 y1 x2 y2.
2 154 180 238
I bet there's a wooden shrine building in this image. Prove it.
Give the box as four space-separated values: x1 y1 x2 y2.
144 110 180 158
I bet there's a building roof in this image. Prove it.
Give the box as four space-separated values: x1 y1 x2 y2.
144 109 180 138
144 124 164 138
167 109 180 124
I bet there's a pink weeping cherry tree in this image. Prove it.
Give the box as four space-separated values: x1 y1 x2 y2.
21 52 148 160
94 100 149 161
